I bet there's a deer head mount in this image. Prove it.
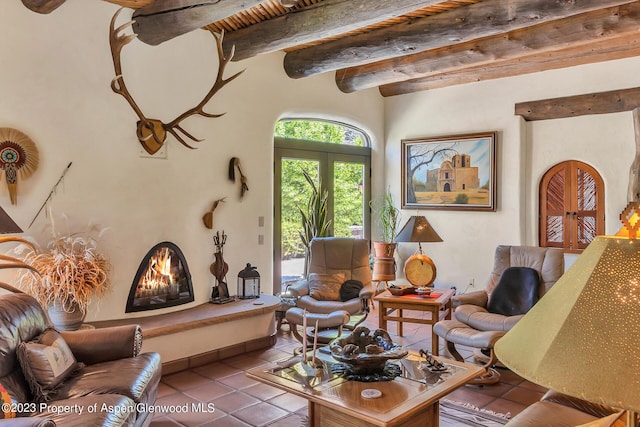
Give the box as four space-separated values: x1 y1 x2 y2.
109 8 244 155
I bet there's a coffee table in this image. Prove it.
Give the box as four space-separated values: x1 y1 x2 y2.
246 350 483 427
374 288 455 356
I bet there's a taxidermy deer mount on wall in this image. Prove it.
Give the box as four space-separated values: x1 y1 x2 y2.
109 8 244 155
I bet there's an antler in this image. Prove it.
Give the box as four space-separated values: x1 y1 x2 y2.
108 9 244 155
165 29 244 149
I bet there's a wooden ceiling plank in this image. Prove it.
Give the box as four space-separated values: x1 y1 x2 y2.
284 0 638 79
337 2 640 93
379 33 640 97
222 0 450 62
132 0 266 46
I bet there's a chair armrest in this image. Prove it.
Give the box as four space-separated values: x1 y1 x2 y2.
359 282 374 300
287 280 309 298
0 418 55 427
541 391 621 419
60 324 142 365
452 290 488 307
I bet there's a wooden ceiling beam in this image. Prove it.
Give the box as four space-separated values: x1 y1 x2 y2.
379 32 640 97
132 0 266 46
515 87 640 121
337 2 640 93
283 0 637 79
224 0 447 62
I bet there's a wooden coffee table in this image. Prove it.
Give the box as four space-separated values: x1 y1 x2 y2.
246 351 483 427
374 288 455 356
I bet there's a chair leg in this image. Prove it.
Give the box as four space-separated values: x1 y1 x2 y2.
445 340 500 385
468 347 501 386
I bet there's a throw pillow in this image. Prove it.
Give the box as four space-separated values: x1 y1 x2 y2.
0 383 16 419
487 266 540 316
339 279 363 302
308 272 345 301
17 329 81 402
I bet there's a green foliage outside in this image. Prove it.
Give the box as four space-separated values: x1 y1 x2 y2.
277 120 366 258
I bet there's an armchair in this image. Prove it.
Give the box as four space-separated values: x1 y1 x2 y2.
434 245 564 384
286 237 374 344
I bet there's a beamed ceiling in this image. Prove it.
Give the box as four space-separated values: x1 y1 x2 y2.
22 0 640 97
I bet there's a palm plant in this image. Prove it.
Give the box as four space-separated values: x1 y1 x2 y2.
298 169 332 277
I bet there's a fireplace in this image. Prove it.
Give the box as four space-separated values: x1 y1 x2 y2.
126 242 194 313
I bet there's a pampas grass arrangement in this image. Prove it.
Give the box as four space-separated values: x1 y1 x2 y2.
15 219 111 316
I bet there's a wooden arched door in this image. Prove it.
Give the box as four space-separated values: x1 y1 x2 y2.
539 161 604 253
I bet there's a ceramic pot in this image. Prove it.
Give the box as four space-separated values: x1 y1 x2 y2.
47 300 86 331
373 242 396 259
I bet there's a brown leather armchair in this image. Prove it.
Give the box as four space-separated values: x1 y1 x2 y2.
434 245 564 383
0 292 161 427
287 237 374 336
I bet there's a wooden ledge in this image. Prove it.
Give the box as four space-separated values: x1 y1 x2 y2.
89 294 279 339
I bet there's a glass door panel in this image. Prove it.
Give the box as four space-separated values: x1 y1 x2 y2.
279 158 320 291
333 161 365 239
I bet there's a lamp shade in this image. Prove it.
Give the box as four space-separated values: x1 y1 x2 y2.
395 216 443 243
495 236 640 412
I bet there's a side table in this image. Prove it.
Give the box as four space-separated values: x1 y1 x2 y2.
374 288 455 356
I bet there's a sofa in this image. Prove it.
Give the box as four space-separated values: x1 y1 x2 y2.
0 292 161 427
506 390 625 426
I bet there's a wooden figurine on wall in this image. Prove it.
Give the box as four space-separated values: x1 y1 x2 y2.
0 128 39 205
228 157 249 199
202 197 226 229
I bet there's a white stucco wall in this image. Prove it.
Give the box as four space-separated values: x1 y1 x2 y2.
0 2 385 322
384 58 638 290
2 0 637 327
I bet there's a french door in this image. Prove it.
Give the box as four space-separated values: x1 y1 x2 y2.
274 139 371 294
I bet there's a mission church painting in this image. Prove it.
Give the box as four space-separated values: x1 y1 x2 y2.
426 154 479 193
402 132 496 211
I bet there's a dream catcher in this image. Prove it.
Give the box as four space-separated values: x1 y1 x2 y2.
0 128 39 205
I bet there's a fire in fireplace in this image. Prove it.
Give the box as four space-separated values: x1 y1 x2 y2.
126 241 194 312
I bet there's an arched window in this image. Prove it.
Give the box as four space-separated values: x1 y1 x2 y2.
273 118 372 292
539 160 605 253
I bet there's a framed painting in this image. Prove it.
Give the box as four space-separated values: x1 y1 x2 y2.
401 132 497 211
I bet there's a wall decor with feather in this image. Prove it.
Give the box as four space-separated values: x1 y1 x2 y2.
0 127 39 205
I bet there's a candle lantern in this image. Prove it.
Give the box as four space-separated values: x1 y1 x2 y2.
237 263 260 299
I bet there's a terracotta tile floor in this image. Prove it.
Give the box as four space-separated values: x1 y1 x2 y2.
150 301 546 426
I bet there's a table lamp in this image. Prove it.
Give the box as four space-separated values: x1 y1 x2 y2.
495 200 640 427
395 215 442 287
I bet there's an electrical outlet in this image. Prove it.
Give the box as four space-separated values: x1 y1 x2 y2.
258 235 264 245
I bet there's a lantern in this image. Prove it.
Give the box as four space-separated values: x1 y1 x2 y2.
237 263 260 299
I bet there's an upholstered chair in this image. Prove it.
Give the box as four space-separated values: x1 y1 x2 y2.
434 245 564 384
287 237 374 344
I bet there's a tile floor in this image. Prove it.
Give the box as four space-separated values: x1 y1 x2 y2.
150 301 547 426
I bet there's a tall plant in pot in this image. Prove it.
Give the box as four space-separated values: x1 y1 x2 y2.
298 169 332 277
15 219 111 331
370 190 401 282
370 190 401 257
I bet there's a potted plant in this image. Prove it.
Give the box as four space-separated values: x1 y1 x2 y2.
15 220 111 331
370 189 401 258
299 169 332 277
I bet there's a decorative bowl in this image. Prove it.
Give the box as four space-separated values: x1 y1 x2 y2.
329 327 408 374
387 284 415 296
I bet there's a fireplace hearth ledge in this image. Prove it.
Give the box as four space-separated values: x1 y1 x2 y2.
88 295 280 363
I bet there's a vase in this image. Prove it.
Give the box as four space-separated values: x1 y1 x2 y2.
47 300 86 331
372 242 397 281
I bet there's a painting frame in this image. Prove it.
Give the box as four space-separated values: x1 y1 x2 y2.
401 132 497 211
